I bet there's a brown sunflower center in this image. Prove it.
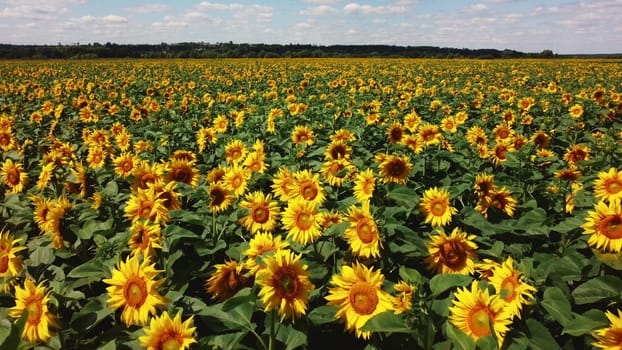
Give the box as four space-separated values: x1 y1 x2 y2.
387 160 406 177
0 134 10 146
494 145 507 160
25 298 43 325
231 174 243 188
251 204 269 224
468 305 492 337
274 268 300 299
430 199 447 216
210 188 226 206
500 276 518 302
139 201 154 220
173 167 190 183
6 168 19 186
349 282 378 315
599 214 622 239
331 145 347 159
300 182 318 200
356 219 376 243
0 254 9 274
121 159 133 172
139 174 157 189
295 212 314 231
440 240 467 269
124 279 147 307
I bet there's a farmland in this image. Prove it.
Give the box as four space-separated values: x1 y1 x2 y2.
1 58 621 349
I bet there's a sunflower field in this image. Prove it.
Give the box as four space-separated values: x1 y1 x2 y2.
1 58 622 350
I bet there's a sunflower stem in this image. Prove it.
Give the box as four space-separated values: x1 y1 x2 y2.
269 308 277 350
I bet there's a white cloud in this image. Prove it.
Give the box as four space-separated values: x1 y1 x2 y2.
123 4 171 14
300 5 338 16
0 5 68 20
343 3 406 15
302 0 341 4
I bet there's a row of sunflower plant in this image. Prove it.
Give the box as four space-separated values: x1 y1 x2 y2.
0 58 621 349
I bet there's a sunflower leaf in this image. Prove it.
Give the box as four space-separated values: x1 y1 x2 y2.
360 311 411 333
571 275 622 304
430 274 473 297
445 322 475 350
562 309 608 336
540 287 573 327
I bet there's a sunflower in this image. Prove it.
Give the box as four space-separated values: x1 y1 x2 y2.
207 182 233 213
474 173 496 198
593 309 622 349
425 227 478 275
325 140 352 161
36 162 55 190
318 210 343 229
139 311 197 350
488 256 536 320
212 114 229 133
331 128 356 142
113 153 139 178
222 165 251 199
419 187 457 227
45 196 72 249
132 160 166 191
418 123 442 146
387 122 405 144
124 186 169 224
86 144 106 170
554 168 582 182
287 169 326 207
492 124 515 142
196 127 217 153
166 159 200 188
8 279 58 343
569 103 584 118
271 167 295 202
152 180 181 212
377 153 412 185
448 281 512 346
205 260 253 301
490 141 515 166
582 200 622 253
594 168 622 203
244 151 267 174
343 203 382 259
563 144 590 165
0 229 26 279
1 158 29 194
393 281 415 315
401 134 424 154
65 161 88 198
224 139 247 165
128 220 162 258
256 249 315 321
0 127 16 151
353 169 376 204
103 254 168 327
281 198 321 246
476 187 518 218
239 191 280 234
325 262 394 339
243 232 290 275
292 125 315 146
466 126 488 147
321 159 353 187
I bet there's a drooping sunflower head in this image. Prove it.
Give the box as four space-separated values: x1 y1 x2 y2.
387 122 405 144
474 173 496 198
243 232 290 275
138 311 197 350
166 159 200 188
256 249 315 321
425 227 478 275
419 187 457 227
205 259 254 302
0 229 26 278
1 158 29 194
377 153 413 185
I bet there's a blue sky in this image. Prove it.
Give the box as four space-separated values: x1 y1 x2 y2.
1 0 621 54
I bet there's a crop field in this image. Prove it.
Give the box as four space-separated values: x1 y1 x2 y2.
0 58 621 349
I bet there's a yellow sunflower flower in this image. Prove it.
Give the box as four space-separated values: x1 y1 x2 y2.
353 168 376 204
393 281 415 315
271 167 295 202
103 254 168 327
207 182 233 213
343 203 382 259
325 262 394 339
205 259 253 302
243 232 290 275
124 186 169 224
593 309 622 349
1 158 29 194
8 279 59 343
128 220 162 258
419 187 457 227
139 311 197 350
224 139 248 165
377 153 412 185
287 169 326 207
488 256 536 320
448 281 512 346
594 168 622 203
281 198 321 246
222 165 251 199
256 249 315 321
239 191 280 234
582 200 622 253
166 159 200 188
425 227 478 275
0 229 27 279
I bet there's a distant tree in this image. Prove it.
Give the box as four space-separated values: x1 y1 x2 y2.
539 49 555 58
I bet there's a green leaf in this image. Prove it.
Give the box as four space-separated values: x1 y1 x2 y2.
399 266 423 285
540 287 573 327
524 319 561 350
562 309 608 336
308 305 337 326
1 308 27 350
445 322 475 350
430 274 473 297
207 331 249 350
387 185 420 213
275 323 307 350
77 218 114 240
360 311 412 333
571 275 622 304
551 216 584 233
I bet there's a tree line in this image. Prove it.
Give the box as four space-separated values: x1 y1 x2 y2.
0 42 567 59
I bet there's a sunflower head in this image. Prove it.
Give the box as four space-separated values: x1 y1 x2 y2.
139 311 197 350
205 260 254 302
592 309 622 349
425 227 478 275
8 279 59 343
419 187 457 227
